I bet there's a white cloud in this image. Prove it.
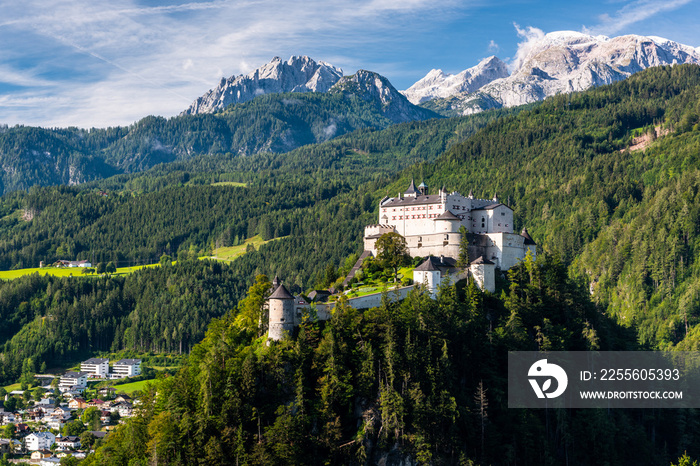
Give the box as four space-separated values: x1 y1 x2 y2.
487 40 499 54
583 0 694 36
0 0 466 127
510 23 546 72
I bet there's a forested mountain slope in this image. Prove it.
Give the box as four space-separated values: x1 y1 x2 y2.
410 64 700 349
2 64 700 465
0 107 522 271
83 256 693 465
0 90 440 195
0 259 241 385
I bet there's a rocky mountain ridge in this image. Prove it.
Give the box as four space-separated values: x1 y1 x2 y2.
329 69 438 122
419 32 700 115
182 55 343 115
401 56 509 105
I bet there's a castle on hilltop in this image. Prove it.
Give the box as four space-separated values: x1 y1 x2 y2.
364 180 536 271
266 181 537 341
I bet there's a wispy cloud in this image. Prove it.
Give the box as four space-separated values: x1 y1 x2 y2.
0 0 467 127
510 23 546 72
487 40 500 54
583 0 694 36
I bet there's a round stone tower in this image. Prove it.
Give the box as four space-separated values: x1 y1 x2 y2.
268 283 295 341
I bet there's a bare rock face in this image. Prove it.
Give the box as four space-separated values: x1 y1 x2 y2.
329 70 438 122
401 56 509 105
416 32 700 115
182 56 343 115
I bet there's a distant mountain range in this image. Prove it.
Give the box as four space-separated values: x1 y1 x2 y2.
0 72 438 194
415 32 700 115
1 31 700 196
182 56 343 115
182 56 435 122
182 33 700 118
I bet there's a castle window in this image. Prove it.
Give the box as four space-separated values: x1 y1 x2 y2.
501 212 506 216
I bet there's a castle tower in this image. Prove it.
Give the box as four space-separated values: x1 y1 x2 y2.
418 181 428 196
413 257 442 298
268 284 295 341
434 210 461 232
405 179 419 198
470 256 495 293
521 227 537 258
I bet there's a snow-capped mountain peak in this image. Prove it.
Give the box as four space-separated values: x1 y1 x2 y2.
417 32 700 116
401 55 509 105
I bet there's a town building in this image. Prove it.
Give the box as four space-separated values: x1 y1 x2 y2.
58 372 88 393
25 432 56 451
111 359 142 379
81 358 110 378
56 436 81 451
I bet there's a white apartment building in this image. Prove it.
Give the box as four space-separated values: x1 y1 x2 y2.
25 432 56 451
58 372 88 393
80 358 110 378
111 359 142 379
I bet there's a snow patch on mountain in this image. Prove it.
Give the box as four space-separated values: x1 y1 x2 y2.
417 32 700 116
401 56 509 105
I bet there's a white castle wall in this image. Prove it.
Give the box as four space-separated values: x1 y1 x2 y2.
414 269 440 298
470 263 495 293
404 231 461 258
486 232 530 270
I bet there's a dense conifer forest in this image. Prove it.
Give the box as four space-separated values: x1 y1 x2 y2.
1 64 700 464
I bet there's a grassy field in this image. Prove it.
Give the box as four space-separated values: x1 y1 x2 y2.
203 235 285 262
211 181 247 187
111 379 153 395
0 263 159 281
2 383 21 392
344 266 415 298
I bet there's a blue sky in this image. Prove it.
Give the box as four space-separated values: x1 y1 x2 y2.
1 0 698 128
